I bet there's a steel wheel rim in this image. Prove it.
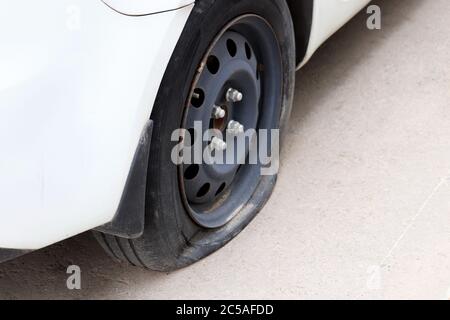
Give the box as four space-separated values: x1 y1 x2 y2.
179 14 283 228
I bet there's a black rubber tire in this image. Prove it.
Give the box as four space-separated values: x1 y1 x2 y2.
96 0 296 272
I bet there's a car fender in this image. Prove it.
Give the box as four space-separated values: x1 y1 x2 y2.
299 0 371 68
0 0 193 250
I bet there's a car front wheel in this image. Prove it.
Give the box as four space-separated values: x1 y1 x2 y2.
95 0 296 271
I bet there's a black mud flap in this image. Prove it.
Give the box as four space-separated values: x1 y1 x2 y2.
95 120 153 239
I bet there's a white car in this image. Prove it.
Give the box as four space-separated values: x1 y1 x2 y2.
0 0 370 270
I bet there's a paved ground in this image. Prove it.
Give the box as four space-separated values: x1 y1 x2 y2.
1 0 449 300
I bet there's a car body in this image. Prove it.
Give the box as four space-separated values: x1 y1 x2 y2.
0 0 370 261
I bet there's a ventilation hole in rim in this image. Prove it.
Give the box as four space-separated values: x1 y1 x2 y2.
206 55 220 74
197 183 211 198
245 42 252 60
184 164 199 180
215 183 227 196
191 88 205 108
226 39 237 57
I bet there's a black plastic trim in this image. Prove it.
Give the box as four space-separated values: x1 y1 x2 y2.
95 120 154 239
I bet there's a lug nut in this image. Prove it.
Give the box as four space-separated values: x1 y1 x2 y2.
212 106 226 119
210 137 227 151
228 120 244 135
226 88 243 102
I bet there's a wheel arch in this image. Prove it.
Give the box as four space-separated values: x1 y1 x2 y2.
285 0 314 66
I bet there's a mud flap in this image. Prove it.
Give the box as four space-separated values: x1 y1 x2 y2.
95 120 153 239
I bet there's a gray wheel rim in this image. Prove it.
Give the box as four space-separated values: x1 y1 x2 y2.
179 15 283 229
